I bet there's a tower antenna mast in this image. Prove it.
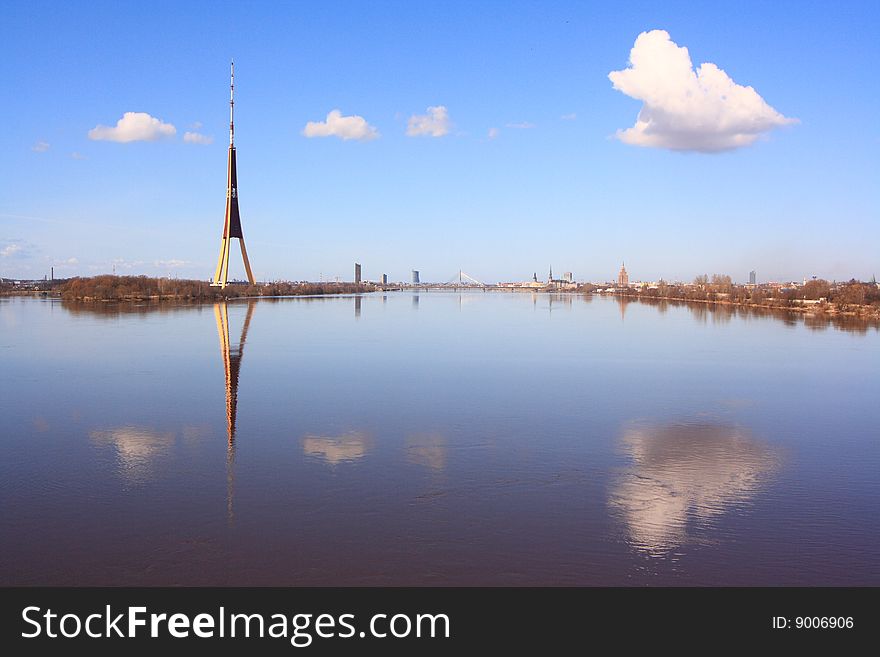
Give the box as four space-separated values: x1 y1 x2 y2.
229 60 235 146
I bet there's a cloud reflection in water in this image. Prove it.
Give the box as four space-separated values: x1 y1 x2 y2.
405 433 447 471
302 432 370 465
609 422 780 554
90 427 175 485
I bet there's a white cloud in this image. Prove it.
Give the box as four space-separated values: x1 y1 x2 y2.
154 259 188 268
302 110 378 141
48 256 78 268
561 113 577 121
191 121 203 129
487 127 499 140
31 141 50 152
1 243 22 257
70 152 87 160
506 121 535 129
406 106 450 137
608 30 797 152
183 131 214 145
88 112 177 143
101 258 144 271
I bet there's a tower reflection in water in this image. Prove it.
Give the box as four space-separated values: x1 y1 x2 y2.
608 422 780 555
214 300 255 524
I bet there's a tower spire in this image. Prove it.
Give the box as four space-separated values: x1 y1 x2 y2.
229 60 235 146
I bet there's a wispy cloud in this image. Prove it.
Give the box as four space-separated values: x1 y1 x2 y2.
560 113 577 121
70 152 87 160
487 127 499 140
31 141 50 153
88 112 177 143
609 30 797 152
183 131 213 145
303 110 379 141
154 259 188 268
407 106 451 137
506 121 535 129
99 257 144 271
0 239 36 259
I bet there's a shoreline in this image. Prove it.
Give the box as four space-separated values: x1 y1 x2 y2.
4 286 879 322
610 291 880 320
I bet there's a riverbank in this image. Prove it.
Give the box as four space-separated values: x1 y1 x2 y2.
2 275 376 301
611 290 880 320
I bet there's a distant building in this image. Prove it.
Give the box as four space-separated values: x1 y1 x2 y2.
380 273 387 285
354 263 362 284
412 270 420 284
617 263 629 287
545 265 577 290
749 270 756 285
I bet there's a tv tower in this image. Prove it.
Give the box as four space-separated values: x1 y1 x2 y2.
212 61 255 288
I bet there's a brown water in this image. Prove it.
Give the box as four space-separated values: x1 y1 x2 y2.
1 293 878 585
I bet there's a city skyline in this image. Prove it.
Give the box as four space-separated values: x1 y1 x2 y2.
1 1 877 284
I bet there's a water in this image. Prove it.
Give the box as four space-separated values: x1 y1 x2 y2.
1 293 878 585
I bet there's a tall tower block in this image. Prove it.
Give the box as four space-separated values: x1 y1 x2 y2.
212 61 256 288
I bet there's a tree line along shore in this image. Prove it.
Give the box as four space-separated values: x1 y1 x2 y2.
602 275 880 319
1 275 376 300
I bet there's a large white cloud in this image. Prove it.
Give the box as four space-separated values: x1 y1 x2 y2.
406 106 450 137
88 112 177 142
302 110 378 141
609 30 796 152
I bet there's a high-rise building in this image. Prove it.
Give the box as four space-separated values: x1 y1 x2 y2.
380 273 388 285
563 272 573 283
617 263 629 287
412 270 420 284
749 270 756 285
354 263 362 284
212 62 256 288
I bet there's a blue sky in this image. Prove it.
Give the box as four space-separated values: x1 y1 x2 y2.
1 0 877 283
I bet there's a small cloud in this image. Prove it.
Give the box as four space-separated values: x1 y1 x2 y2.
1 239 37 259
183 131 214 145
88 111 177 143
407 106 451 137
487 127 499 140
302 110 379 141
506 121 535 129
102 257 144 271
154 259 188 268
608 30 797 152
561 113 577 121
31 141 50 152
48 256 79 269
70 152 87 160
191 121 203 130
